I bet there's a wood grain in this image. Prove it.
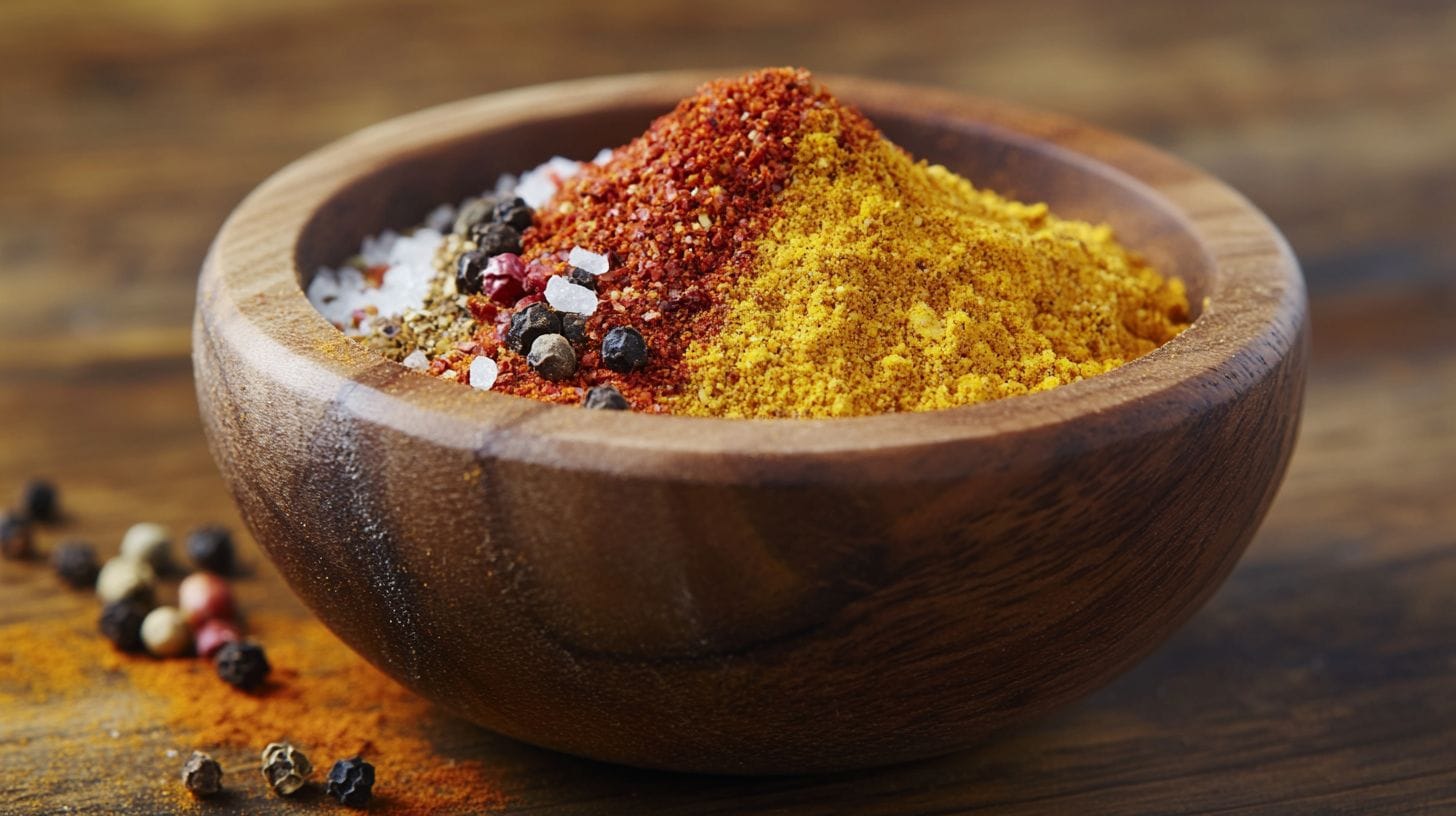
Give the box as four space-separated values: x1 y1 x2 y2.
2 0 1453 811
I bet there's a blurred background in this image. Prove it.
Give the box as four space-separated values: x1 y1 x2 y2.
2 0 1450 350
2 1 1453 813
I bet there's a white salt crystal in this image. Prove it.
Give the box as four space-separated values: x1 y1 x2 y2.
513 156 588 208
360 230 400 267
592 147 614 165
307 269 341 303
305 227 443 334
493 173 519 197
545 275 599 316
469 355 499 391
402 350 429 370
424 204 456 232
568 246 610 276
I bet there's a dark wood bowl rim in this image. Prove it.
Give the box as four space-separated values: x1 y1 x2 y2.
202 71 1304 480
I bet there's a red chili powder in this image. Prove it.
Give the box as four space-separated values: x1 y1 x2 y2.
472 68 879 410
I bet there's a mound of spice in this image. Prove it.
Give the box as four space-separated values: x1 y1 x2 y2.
317 67 1189 417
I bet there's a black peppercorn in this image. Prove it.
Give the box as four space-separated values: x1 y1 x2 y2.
215 640 271 691
566 267 597 291
601 326 649 373
51 540 99 589
99 599 150 653
583 385 630 410
326 755 376 808
560 312 588 345
20 479 58 523
469 222 522 258
492 196 534 232
506 303 563 353
455 249 489 295
0 512 32 560
182 750 223 798
185 525 235 575
451 194 502 237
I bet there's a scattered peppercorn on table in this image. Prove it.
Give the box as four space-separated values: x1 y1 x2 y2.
3 0 1455 813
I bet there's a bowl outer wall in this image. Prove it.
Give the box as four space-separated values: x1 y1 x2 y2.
192 71 1307 773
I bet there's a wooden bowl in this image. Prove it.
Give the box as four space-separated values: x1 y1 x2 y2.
193 72 1306 774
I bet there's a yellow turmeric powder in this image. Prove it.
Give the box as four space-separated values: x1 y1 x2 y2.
676 105 1190 418
357 68 1188 417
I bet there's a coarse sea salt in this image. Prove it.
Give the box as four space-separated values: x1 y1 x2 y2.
307 228 443 330
402 350 429 371
568 246 611 277
544 275 599 316
469 355 499 391
424 204 457 233
306 155 593 339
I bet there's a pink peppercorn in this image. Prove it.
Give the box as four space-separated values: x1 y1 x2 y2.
521 261 553 294
178 571 236 628
481 253 527 305
194 618 241 658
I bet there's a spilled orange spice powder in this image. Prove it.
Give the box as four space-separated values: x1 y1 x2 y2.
1 610 508 814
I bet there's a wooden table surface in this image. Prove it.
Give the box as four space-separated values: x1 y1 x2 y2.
2 1 1452 813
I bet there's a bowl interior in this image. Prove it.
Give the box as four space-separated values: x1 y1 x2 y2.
296 101 1211 319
